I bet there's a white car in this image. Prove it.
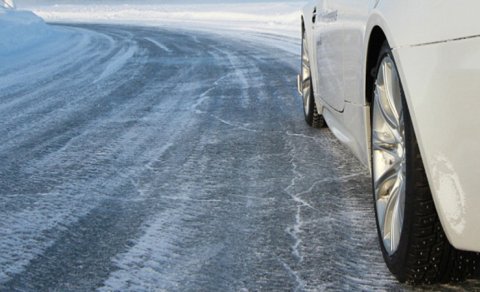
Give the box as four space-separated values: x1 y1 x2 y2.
298 0 480 284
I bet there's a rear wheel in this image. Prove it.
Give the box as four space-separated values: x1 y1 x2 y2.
371 41 480 284
300 29 325 128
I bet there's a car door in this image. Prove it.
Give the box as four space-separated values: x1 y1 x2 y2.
342 0 377 105
313 0 345 112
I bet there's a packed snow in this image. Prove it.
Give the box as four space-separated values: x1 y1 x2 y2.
0 3 306 283
0 9 49 54
8 1 306 55
0 1 308 65
0 8 75 75
29 3 303 36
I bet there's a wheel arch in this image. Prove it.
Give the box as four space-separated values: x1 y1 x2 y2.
365 26 387 106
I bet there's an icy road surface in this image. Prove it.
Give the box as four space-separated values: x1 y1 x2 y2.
1 24 479 291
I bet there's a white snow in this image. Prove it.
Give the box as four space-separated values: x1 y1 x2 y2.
1 1 306 69
0 8 82 75
0 9 48 54
0 7 304 278
26 2 304 36
143 37 172 53
94 44 138 83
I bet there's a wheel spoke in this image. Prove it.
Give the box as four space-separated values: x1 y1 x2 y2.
375 85 400 134
302 77 311 90
302 38 309 65
302 50 309 64
377 176 400 242
302 85 311 106
383 176 402 252
373 87 403 145
375 58 404 142
374 163 399 199
302 59 310 74
372 132 403 190
372 130 398 158
382 59 403 122
380 60 401 120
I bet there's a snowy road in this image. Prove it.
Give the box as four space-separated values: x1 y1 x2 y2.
1 24 479 291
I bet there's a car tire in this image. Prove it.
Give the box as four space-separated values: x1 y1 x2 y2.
371 41 480 284
300 29 325 129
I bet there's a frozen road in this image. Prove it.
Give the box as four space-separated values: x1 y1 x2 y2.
1 24 479 291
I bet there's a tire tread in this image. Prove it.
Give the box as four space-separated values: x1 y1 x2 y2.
311 103 325 128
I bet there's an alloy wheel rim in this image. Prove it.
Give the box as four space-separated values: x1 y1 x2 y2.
301 34 312 115
372 55 406 255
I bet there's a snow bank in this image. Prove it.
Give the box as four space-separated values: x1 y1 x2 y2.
0 8 81 79
0 9 50 54
27 2 305 39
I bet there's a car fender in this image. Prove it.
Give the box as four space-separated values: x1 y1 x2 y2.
370 0 480 48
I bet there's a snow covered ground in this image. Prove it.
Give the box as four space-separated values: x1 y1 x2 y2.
0 8 103 96
0 1 306 101
0 8 51 55
0 7 74 71
27 3 303 35
12 1 306 55
2 0 308 62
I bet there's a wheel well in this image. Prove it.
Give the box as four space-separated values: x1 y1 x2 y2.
365 26 387 104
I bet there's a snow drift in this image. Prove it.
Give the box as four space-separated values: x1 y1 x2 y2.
0 9 50 55
24 2 305 39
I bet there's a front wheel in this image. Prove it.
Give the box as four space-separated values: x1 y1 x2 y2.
371 41 480 284
300 29 325 128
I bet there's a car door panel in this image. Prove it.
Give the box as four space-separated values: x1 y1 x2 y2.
342 0 377 105
314 0 377 110
313 0 345 112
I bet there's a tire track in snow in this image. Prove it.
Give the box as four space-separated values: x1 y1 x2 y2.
0 25 191 289
94 44 138 83
144 36 172 53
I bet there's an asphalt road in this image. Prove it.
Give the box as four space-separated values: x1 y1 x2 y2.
1 24 479 291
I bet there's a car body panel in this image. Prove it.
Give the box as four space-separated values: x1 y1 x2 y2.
394 37 480 251
342 0 375 104
313 0 345 112
301 0 480 251
375 0 480 48
322 102 371 168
